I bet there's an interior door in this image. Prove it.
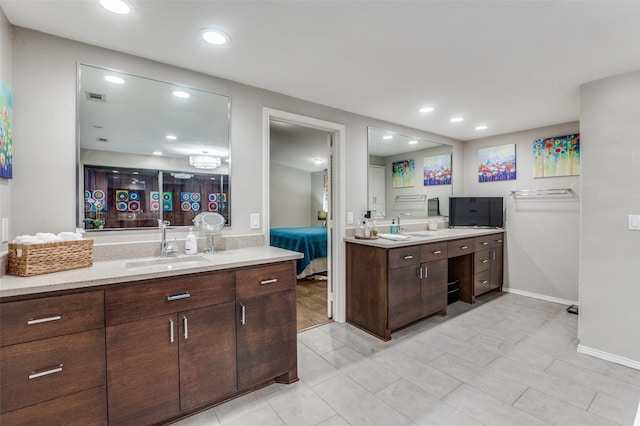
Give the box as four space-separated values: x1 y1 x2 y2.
327 133 335 318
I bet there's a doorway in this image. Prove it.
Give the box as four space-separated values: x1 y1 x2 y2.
263 108 346 331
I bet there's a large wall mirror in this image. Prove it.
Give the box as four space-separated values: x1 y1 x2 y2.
77 64 230 230
368 127 452 219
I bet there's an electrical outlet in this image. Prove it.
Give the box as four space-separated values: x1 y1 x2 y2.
629 214 640 230
347 211 354 225
1 218 8 243
250 213 260 229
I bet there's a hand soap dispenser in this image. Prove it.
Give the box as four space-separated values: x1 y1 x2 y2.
185 227 198 255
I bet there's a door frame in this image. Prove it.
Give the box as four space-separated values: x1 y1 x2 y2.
263 108 346 323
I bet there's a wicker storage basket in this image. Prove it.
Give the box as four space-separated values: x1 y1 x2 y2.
7 239 94 277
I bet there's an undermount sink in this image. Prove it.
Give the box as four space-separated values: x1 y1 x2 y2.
125 255 210 271
406 230 439 236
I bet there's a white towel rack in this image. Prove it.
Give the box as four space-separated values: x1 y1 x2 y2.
395 194 427 202
510 188 574 198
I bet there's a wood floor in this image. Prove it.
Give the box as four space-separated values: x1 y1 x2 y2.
296 278 332 332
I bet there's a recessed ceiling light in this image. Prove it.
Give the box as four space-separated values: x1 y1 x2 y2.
419 107 434 113
383 135 393 140
153 151 163 156
408 140 418 145
173 90 190 99
450 117 464 123
104 75 124 84
166 135 177 140
200 28 230 45
313 158 325 164
475 125 488 130
99 0 130 15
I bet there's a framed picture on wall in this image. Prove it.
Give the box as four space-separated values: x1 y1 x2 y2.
0 79 13 179
533 133 580 178
392 159 415 188
423 154 451 185
478 144 516 182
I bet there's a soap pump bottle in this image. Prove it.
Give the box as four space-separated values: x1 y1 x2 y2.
185 227 198 255
356 221 365 238
390 219 397 234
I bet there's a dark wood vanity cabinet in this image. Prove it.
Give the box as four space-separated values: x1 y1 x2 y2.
347 232 504 340
0 291 107 426
473 234 504 297
105 271 237 426
236 262 298 389
347 241 448 341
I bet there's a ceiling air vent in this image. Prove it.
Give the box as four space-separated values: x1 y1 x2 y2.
86 91 106 102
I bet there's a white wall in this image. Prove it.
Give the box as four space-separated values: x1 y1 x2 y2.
269 163 311 228
463 122 581 303
310 170 325 225
9 27 462 246
0 9 11 254
579 70 640 367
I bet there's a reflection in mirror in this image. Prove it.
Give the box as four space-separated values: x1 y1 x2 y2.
368 127 452 219
77 64 231 230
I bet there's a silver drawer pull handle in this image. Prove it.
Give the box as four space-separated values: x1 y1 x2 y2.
418 267 423 279
481 280 489 284
260 278 278 285
481 242 489 245
497 239 503 243
27 315 62 325
461 246 468 250
482 260 489 263
433 250 442 254
183 315 188 339
240 303 246 325
29 364 63 380
403 255 413 260
170 319 174 343
167 292 191 301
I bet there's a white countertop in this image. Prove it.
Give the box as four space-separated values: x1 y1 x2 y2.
345 227 504 248
0 246 303 298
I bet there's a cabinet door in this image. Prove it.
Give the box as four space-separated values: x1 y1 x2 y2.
490 247 503 291
421 259 448 318
388 266 422 331
106 315 180 426
179 302 237 411
236 289 296 390
368 165 385 214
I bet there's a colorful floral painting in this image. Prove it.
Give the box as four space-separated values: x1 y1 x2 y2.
0 79 13 179
533 133 580 178
478 144 516 182
423 154 451 186
392 159 415 188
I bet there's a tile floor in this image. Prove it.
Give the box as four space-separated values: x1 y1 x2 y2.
175 292 640 426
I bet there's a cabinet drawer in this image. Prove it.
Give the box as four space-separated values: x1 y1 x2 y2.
0 329 106 414
388 246 421 269
490 233 504 248
447 238 475 257
420 242 448 262
474 236 492 251
0 385 107 426
474 249 491 273
0 291 104 347
474 270 492 297
236 262 296 299
106 271 235 325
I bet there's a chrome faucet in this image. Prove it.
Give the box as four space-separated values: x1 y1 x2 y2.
396 212 411 234
158 220 178 257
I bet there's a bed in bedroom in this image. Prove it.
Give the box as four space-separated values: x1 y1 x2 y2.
270 226 328 279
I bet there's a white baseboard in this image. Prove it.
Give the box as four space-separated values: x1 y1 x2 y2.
503 287 578 306
578 344 640 371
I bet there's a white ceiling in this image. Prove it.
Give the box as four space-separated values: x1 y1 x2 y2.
2 0 640 142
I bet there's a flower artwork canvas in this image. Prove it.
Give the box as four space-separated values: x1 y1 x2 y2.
423 154 451 185
533 133 580 178
0 79 13 179
478 144 516 182
392 159 415 188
